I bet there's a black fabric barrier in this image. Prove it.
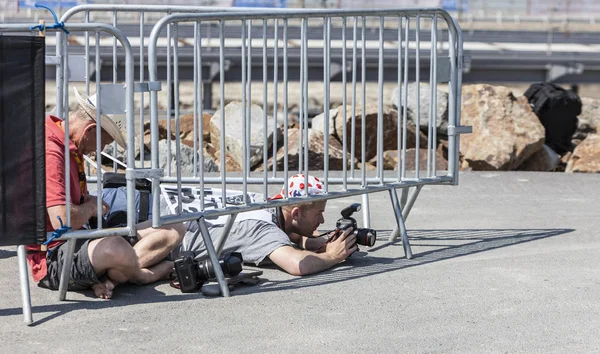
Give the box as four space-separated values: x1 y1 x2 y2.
0 35 46 246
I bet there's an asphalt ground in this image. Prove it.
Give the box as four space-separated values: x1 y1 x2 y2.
1 171 599 353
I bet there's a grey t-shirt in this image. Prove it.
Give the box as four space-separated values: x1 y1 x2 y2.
172 209 294 266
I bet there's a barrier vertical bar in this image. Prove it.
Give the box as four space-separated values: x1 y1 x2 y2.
401 17 410 179
351 16 357 177
241 19 248 203
262 19 268 199
361 16 366 187
198 21 205 210
174 22 183 214
446 16 458 183
112 11 118 172
302 17 309 178
341 16 347 191
298 18 305 174
193 21 199 177
272 19 279 178
139 11 145 167
377 16 384 183
219 20 226 203
95 30 103 225
415 14 421 179
57 31 73 301
431 15 438 176
166 14 172 177
397 15 402 182
283 18 289 196
84 11 90 96
247 20 253 177
84 11 91 176
323 16 330 190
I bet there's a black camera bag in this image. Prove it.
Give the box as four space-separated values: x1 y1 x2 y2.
524 82 581 155
102 172 152 224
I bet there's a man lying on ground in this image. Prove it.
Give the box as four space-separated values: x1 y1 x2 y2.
171 174 357 276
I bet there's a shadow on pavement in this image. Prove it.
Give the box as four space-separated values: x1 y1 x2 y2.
0 283 209 326
0 249 17 260
252 228 575 293
0 228 573 324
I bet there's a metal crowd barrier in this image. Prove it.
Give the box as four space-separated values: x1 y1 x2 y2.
0 21 138 324
143 8 470 295
5 6 470 325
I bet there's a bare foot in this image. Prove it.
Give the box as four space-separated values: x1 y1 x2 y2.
91 279 116 299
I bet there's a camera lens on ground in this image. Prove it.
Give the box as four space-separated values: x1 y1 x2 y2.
197 252 244 281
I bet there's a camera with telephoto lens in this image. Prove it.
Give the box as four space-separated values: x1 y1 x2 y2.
174 251 243 293
334 203 377 247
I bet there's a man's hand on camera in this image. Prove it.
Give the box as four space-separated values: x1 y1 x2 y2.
325 227 357 261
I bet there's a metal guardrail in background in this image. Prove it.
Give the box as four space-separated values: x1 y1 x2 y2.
3 0 600 23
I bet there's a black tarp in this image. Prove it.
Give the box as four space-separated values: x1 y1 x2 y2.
0 35 46 246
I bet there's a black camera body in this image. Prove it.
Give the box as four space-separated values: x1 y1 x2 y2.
174 251 244 293
335 203 377 247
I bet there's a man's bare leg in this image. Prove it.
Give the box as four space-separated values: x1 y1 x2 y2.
87 237 142 299
134 221 185 268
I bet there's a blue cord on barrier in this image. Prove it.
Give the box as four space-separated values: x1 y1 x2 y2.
29 3 70 35
43 216 72 247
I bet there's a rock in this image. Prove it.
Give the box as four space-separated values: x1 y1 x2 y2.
391 83 449 136
356 162 377 171
102 136 148 165
565 134 600 173
518 144 561 171
158 140 219 176
573 97 600 143
257 128 353 171
143 112 212 150
213 152 242 172
311 105 427 163
369 149 448 171
460 84 545 171
210 101 281 169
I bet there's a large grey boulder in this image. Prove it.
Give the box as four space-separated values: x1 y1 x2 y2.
391 83 449 136
157 140 218 176
210 101 281 169
460 84 545 171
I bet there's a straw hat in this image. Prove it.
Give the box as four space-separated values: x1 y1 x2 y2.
73 87 127 148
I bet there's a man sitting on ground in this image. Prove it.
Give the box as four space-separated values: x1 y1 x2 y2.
26 88 185 299
172 174 357 276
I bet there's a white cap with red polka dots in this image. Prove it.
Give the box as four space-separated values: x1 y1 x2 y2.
269 174 324 200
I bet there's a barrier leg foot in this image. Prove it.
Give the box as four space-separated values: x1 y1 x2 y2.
389 188 413 259
17 245 33 325
197 218 230 297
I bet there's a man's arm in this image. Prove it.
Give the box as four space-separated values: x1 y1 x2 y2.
288 232 328 252
268 229 356 276
47 195 108 230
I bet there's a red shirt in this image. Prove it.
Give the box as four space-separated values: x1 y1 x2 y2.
26 115 88 282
